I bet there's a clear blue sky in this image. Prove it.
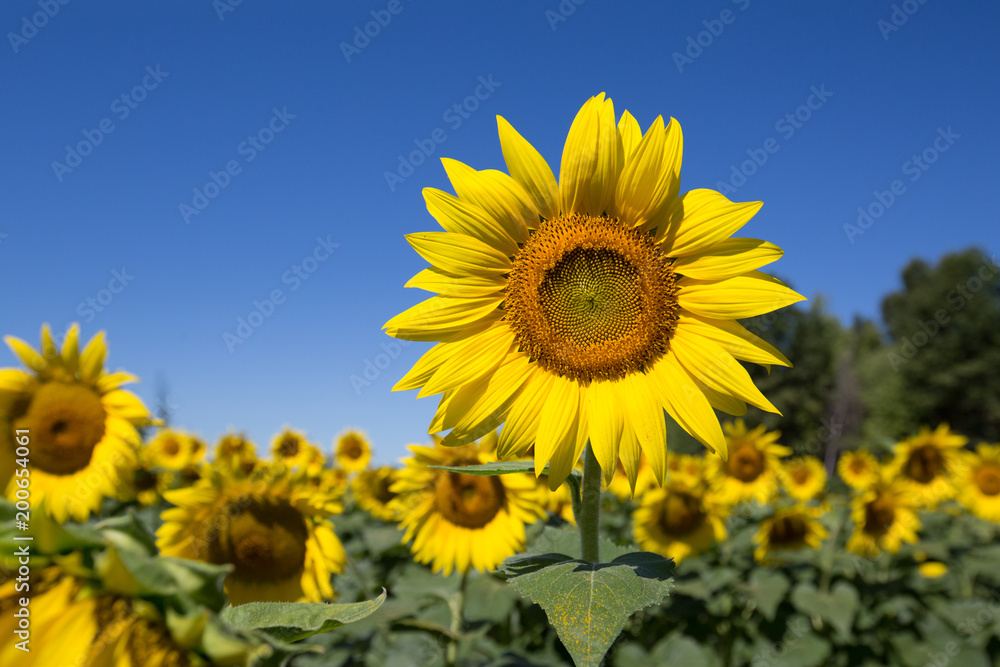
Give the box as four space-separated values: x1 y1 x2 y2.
2 1 997 464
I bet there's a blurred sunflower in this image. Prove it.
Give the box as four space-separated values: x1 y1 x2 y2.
353 466 401 521
666 451 705 489
753 505 828 563
157 463 346 604
0 324 152 523
838 449 880 491
953 443 1000 522
918 562 948 578
888 424 966 508
385 93 801 491
271 426 318 470
390 436 544 575
777 456 826 501
706 420 790 505
308 466 348 500
130 465 172 507
846 469 920 558
214 431 259 477
633 480 727 563
335 429 372 472
144 428 205 471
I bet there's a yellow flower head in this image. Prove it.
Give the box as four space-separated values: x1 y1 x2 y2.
706 420 791 505
214 431 260 477
918 561 948 578
953 443 1000 522
384 94 802 491
0 324 152 523
666 451 706 489
777 456 827 501
846 467 920 558
143 428 205 471
753 505 828 564
352 466 402 522
888 424 966 508
271 426 320 470
838 449 880 491
633 479 728 563
157 462 346 604
335 429 372 472
390 436 544 576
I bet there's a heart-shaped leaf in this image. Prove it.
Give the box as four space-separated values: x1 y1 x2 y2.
790 581 859 638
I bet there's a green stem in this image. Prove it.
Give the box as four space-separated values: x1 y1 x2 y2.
579 443 602 563
446 570 469 667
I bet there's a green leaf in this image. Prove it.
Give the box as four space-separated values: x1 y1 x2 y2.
221 589 387 643
522 525 633 563
649 633 723 667
790 581 859 639
429 462 582 482
499 551 674 667
745 569 790 622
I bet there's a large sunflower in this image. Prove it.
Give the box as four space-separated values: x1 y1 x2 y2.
837 449 880 491
335 429 372 472
0 324 152 523
846 468 920 558
390 436 544 576
157 462 346 604
953 443 1000 522
633 479 728 563
705 420 790 505
753 505 828 564
777 456 827 501
353 466 402 521
888 424 966 508
385 94 802 490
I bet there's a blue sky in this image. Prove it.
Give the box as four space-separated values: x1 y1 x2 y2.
1 1 997 464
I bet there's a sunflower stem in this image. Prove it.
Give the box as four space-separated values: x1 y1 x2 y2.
579 443 602 563
447 569 469 667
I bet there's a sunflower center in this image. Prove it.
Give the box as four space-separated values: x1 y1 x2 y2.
434 465 505 529
505 213 679 382
849 459 868 474
769 515 807 547
342 437 363 459
905 445 942 483
277 436 300 458
790 467 810 485
658 491 705 535
14 381 106 476
728 445 764 482
865 495 896 535
375 475 396 503
208 497 309 582
975 464 1000 496
161 437 180 457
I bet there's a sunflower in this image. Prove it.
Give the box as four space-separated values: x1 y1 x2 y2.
846 468 920 558
705 420 790 505
353 466 402 521
633 479 727 563
144 428 205 471
130 465 173 506
918 562 948 578
0 324 152 523
777 456 827 501
837 449 880 491
953 443 1000 522
214 431 260 477
157 462 346 604
390 436 544 575
666 451 705 489
272 426 319 470
335 429 372 472
753 505 828 564
384 94 802 491
888 424 966 508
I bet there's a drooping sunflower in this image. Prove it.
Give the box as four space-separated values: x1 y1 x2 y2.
753 505 828 564
705 420 790 505
271 426 319 470
157 462 346 604
953 443 1000 522
390 436 545 575
888 424 966 508
837 449 880 491
144 428 205 471
335 429 372 472
846 468 920 558
633 479 728 563
385 94 802 490
777 456 827 501
353 466 402 521
0 324 152 523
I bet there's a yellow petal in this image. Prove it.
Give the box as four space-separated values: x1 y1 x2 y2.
497 368 553 460
618 419 643 494
101 389 151 422
673 238 783 281
60 324 80 373
79 331 107 384
441 159 534 243
678 271 806 320
671 335 779 414
617 110 642 160
4 336 45 373
405 267 504 298
547 385 587 490
424 188 519 257
95 372 139 394
40 324 57 360
616 117 683 231
676 311 791 367
657 189 761 256
497 116 558 221
701 385 747 416
620 372 667 486
406 231 511 276
559 94 622 216
419 326 515 398
586 380 624 485
533 375 579 477
384 295 502 341
650 356 726 458
394 341 451 391
439 353 531 446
